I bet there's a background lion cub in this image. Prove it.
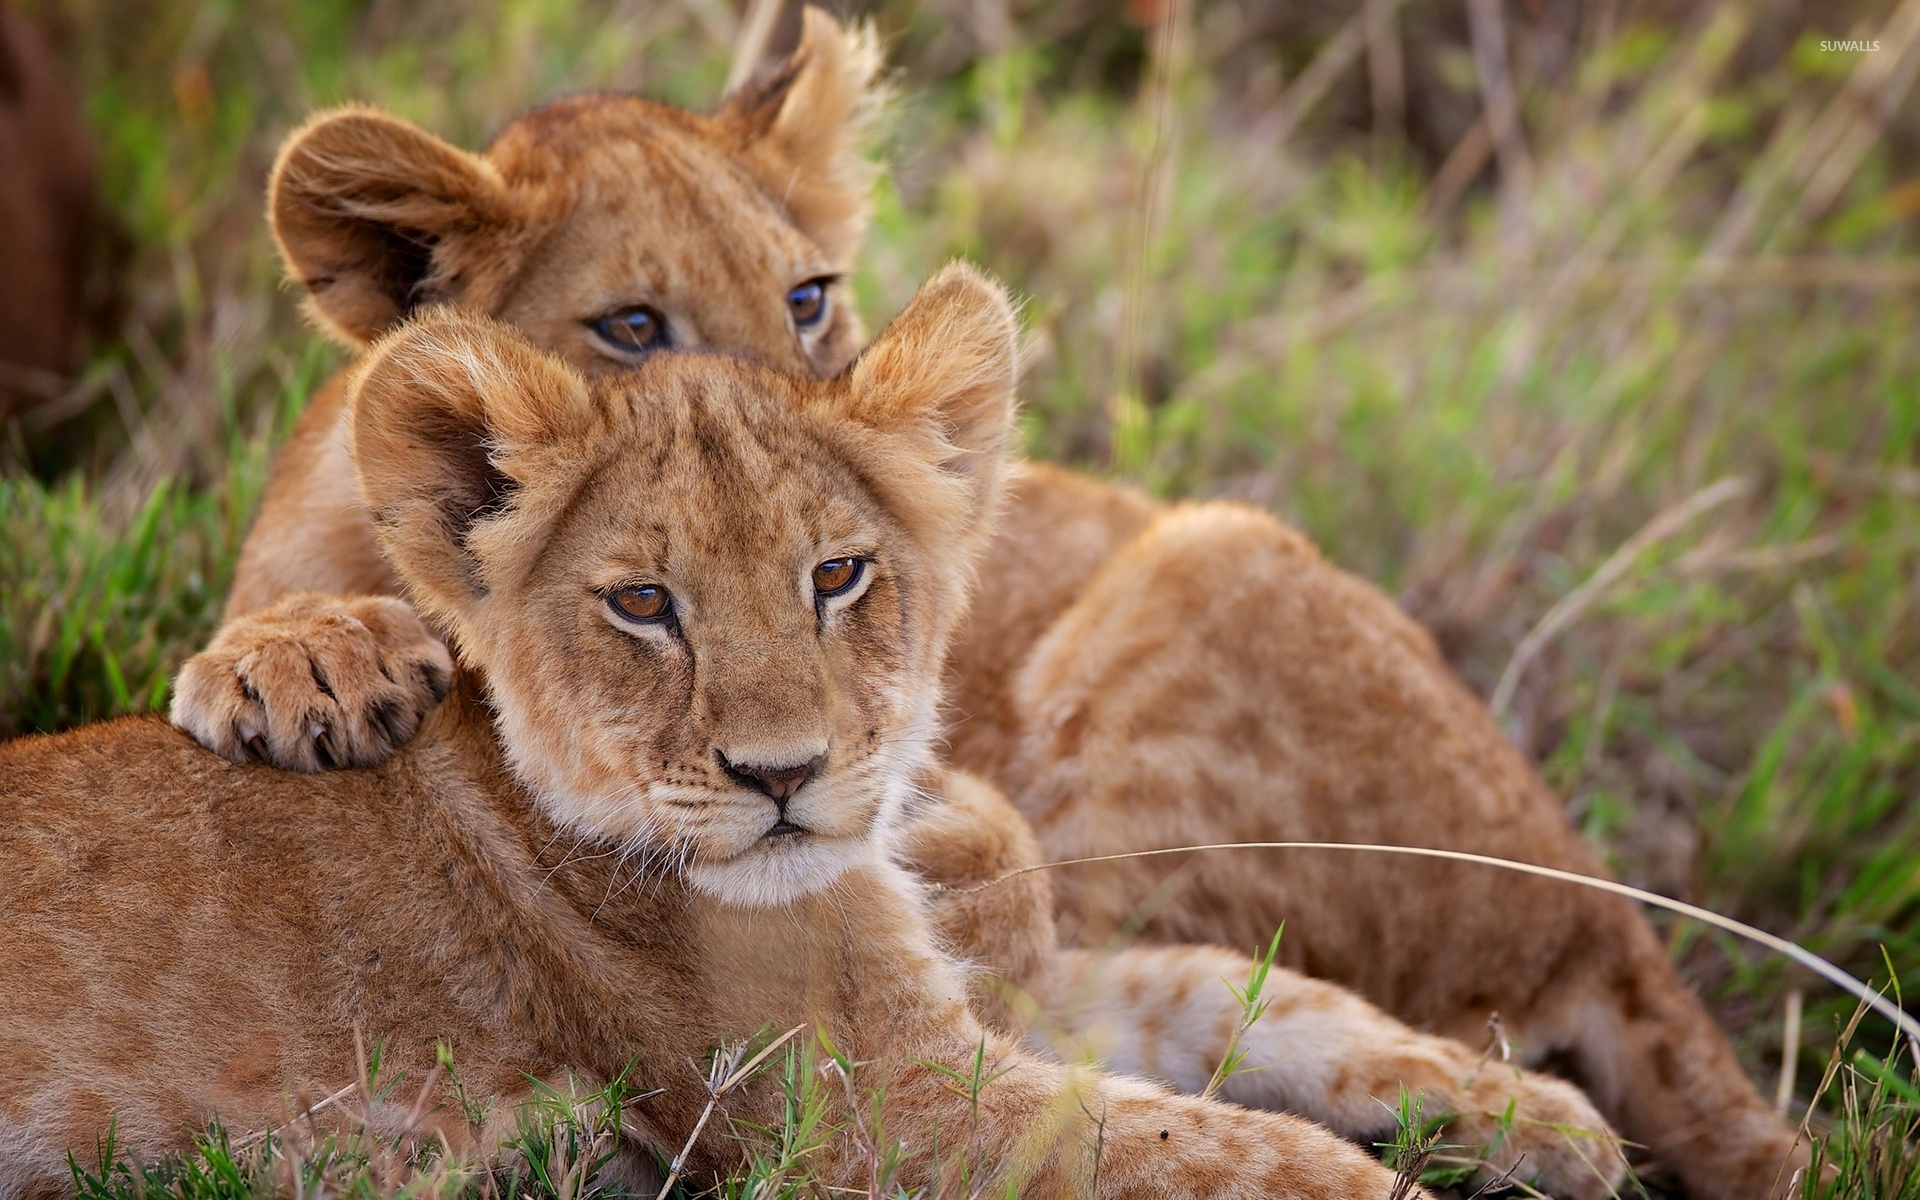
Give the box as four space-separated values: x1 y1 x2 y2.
2 268 1425 1200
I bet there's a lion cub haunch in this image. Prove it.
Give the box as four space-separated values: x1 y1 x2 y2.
1 268 1414 1200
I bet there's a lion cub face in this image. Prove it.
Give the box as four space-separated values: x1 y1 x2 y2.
351 266 1017 906
269 10 878 383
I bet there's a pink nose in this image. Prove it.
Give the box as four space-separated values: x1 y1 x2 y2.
717 752 821 801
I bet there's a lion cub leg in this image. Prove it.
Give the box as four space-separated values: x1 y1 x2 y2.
894 1046 1423 1199
896 767 1062 1029
898 770 1623 1197
170 591 451 770
1038 944 1626 1200
172 374 453 771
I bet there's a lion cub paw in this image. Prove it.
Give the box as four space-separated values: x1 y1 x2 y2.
171 593 453 771
1444 1069 1628 1200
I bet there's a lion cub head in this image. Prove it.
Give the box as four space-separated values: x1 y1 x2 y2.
270 9 877 380
349 264 1016 906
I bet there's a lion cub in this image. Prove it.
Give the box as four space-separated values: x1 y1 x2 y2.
2 268 1426 1199
165 14 1802 1195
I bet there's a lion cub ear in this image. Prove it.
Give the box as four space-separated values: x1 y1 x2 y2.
721 7 882 265
349 310 596 642
270 106 514 347
845 262 1018 522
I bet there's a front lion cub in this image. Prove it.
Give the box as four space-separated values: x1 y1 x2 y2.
0 267 1413 1200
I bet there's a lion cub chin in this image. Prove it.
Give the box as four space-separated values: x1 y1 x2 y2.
1 265 1421 1198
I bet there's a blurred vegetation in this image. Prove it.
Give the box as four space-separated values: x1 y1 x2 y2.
5 0 1920 1190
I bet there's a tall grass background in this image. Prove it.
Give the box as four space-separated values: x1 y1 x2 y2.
6 0 1920 1192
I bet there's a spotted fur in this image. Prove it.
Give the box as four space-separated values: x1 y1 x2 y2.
900 770 1626 1199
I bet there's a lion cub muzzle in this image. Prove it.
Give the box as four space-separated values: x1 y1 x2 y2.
715 748 825 835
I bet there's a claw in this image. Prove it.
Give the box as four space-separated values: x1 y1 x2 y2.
370 696 409 746
175 594 447 770
418 660 452 703
311 721 338 770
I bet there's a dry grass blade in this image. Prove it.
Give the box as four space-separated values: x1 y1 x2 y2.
651 1023 806 1200
950 840 1920 1058
1364 0 1405 162
230 1083 358 1154
1776 988 1805 1115
725 1023 810 1091
1387 1144 1436 1200
1777 992 1879 1197
724 0 785 96
1791 0 1920 225
1708 0 1920 261
1489 475 1750 719
1111 0 1188 474
1465 0 1532 211
1258 3 1406 148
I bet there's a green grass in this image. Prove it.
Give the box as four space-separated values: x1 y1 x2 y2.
70 1053 649 1200
62 1023 1917 1199
59 1029 1534 1200
8 0 1920 1194
1798 1001 1920 1200
0 339 321 739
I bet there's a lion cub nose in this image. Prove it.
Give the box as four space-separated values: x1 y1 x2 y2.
716 751 823 801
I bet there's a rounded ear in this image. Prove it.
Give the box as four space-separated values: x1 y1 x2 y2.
720 7 882 265
349 310 596 639
845 261 1019 494
269 106 514 347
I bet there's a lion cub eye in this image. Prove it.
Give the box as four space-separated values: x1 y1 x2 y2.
608 584 672 623
812 558 863 598
787 279 832 328
589 305 669 355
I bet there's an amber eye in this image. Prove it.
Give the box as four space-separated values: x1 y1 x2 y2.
787 279 831 328
812 557 864 599
589 305 669 355
608 584 672 623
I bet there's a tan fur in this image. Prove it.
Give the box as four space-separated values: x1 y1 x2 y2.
214 9 872 627
170 590 451 768
900 775 1626 1198
973 498 1805 1197
169 11 1801 1195
3 274 1416 1200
